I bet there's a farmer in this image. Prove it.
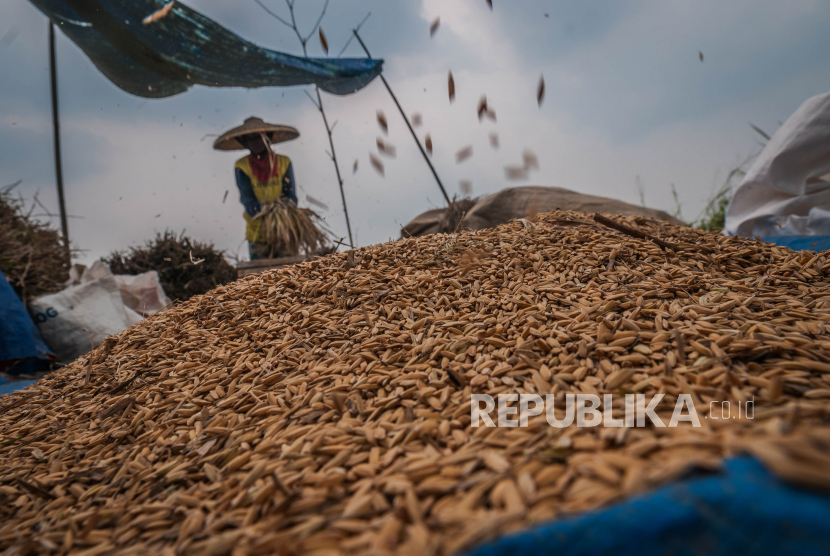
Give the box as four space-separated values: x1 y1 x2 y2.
213 117 300 260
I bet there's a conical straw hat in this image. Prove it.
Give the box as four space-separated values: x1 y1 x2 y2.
213 117 300 151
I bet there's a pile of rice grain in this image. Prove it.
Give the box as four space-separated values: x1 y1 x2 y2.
2 210 830 556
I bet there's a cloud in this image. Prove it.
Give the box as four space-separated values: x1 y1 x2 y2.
536 0 830 142
3 0 830 266
419 0 521 73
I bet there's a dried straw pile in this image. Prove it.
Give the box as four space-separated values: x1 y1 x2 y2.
0 185 70 301
254 199 331 258
2 211 830 556
104 231 237 302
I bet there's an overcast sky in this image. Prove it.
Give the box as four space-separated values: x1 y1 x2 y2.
2 0 830 265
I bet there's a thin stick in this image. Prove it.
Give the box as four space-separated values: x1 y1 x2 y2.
282 0 329 56
302 0 329 45
251 0 354 248
333 237 354 249
250 0 292 28
1 180 22 194
32 190 55 218
336 12 371 58
285 0 308 54
49 23 69 264
304 89 320 109
352 30 450 205
316 86 354 248
592 213 681 251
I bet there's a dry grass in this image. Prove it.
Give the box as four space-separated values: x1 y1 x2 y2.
254 198 332 257
0 183 70 301
104 231 236 302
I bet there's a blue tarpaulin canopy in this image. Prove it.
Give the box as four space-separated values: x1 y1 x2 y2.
29 0 383 98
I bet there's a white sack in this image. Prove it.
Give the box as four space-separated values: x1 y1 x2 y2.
113 271 171 316
80 260 113 284
66 260 171 317
725 91 830 237
29 275 133 363
123 306 145 326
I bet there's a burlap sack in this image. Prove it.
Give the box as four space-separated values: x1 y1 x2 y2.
402 186 684 237
400 207 446 237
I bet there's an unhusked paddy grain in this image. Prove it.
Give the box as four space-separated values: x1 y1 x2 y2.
2 210 830 555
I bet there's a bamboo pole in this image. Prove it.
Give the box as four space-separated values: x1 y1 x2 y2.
49 23 70 262
314 86 353 248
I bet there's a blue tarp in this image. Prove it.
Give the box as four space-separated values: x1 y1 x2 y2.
464 457 830 556
0 270 53 373
29 0 383 98
0 378 37 397
762 236 830 252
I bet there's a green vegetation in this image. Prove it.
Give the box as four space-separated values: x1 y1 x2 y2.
694 165 746 232
669 124 770 233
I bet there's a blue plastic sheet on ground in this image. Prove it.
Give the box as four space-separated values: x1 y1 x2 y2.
28 0 383 98
0 271 53 371
762 236 830 252
0 379 37 397
463 457 830 556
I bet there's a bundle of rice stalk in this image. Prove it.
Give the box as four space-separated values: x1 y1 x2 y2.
0 183 71 301
254 197 332 257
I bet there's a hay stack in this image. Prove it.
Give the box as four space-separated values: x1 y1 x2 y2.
0 184 69 301
104 231 237 302
254 199 331 258
1 210 830 555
